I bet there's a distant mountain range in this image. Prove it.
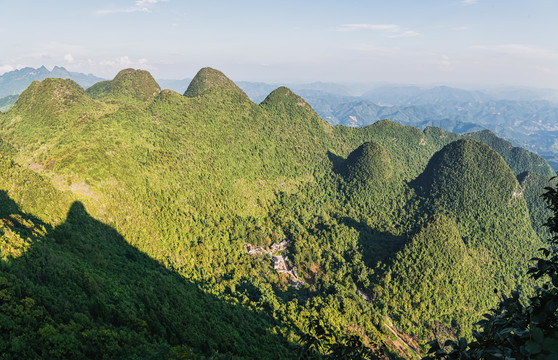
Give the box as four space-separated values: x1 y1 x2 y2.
0 66 104 99
3 66 558 169
234 82 558 169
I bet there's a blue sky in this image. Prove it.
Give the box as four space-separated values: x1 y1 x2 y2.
1 0 557 88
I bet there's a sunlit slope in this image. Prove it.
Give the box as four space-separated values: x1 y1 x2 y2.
0 67 554 359
86 68 161 102
382 139 542 339
0 161 295 359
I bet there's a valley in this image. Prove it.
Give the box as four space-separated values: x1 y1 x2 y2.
0 67 555 359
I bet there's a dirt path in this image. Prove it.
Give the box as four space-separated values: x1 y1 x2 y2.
383 317 421 359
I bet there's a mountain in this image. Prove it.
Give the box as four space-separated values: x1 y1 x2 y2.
184 67 247 99
344 141 394 185
361 85 491 106
228 80 558 171
0 66 104 99
387 139 541 340
86 68 161 102
0 95 18 112
465 130 555 177
0 68 554 359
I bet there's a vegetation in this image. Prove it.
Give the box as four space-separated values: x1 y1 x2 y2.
0 67 555 359
86 68 160 102
424 178 558 360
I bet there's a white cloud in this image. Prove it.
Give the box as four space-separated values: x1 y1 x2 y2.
97 7 150 15
439 55 453 71
461 0 479 5
337 24 419 38
473 44 558 60
0 64 15 75
97 0 167 15
136 0 167 5
97 56 152 70
100 56 133 67
64 53 75 64
78 56 154 78
350 44 403 56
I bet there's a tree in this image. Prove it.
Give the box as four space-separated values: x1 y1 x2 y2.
424 179 558 360
298 317 381 360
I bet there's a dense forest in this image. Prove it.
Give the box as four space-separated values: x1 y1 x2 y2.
0 67 555 359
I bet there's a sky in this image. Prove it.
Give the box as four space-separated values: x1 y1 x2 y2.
1 0 558 88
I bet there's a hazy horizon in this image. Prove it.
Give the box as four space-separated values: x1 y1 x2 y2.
2 0 557 89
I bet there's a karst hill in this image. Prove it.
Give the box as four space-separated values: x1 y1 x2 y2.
0 67 554 359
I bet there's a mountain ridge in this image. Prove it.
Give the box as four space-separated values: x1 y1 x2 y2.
0 67 554 359
0 66 104 98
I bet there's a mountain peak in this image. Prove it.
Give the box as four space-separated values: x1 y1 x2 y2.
260 86 310 108
17 78 86 101
11 78 89 114
183 67 247 98
344 141 393 186
415 138 517 215
87 68 160 102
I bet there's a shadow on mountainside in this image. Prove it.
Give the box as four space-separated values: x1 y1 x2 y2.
339 216 407 274
0 190 54 248
326 150 346 176
0 192 302 359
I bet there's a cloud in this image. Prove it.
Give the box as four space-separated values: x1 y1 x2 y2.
0 64 15 75
97 0 167 15
99 56 134 68
136 0 166 5
473 44 558 60
439 55 453 71
81 56 154 78
94 56 152 70
461 0 479 5
349 44 403 56
337 24 419 38
96 7 150 15
64 53 75 64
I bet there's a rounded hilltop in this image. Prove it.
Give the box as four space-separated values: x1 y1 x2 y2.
183 67 247 98
86 68 161 102
260 86 310 108
415 138 517 213
11 78 89 114
344 141 393 185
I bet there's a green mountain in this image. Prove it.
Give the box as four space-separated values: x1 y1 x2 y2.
184 67 247 99
386 139 542 338
86 68 161 102
0 68 554 359
465 130 554 177
344 141 394 186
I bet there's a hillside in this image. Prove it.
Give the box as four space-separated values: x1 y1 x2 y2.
86 68 161 102
236 83 558 171
0 68 554 359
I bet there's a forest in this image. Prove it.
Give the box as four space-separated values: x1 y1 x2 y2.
0 67 555 359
